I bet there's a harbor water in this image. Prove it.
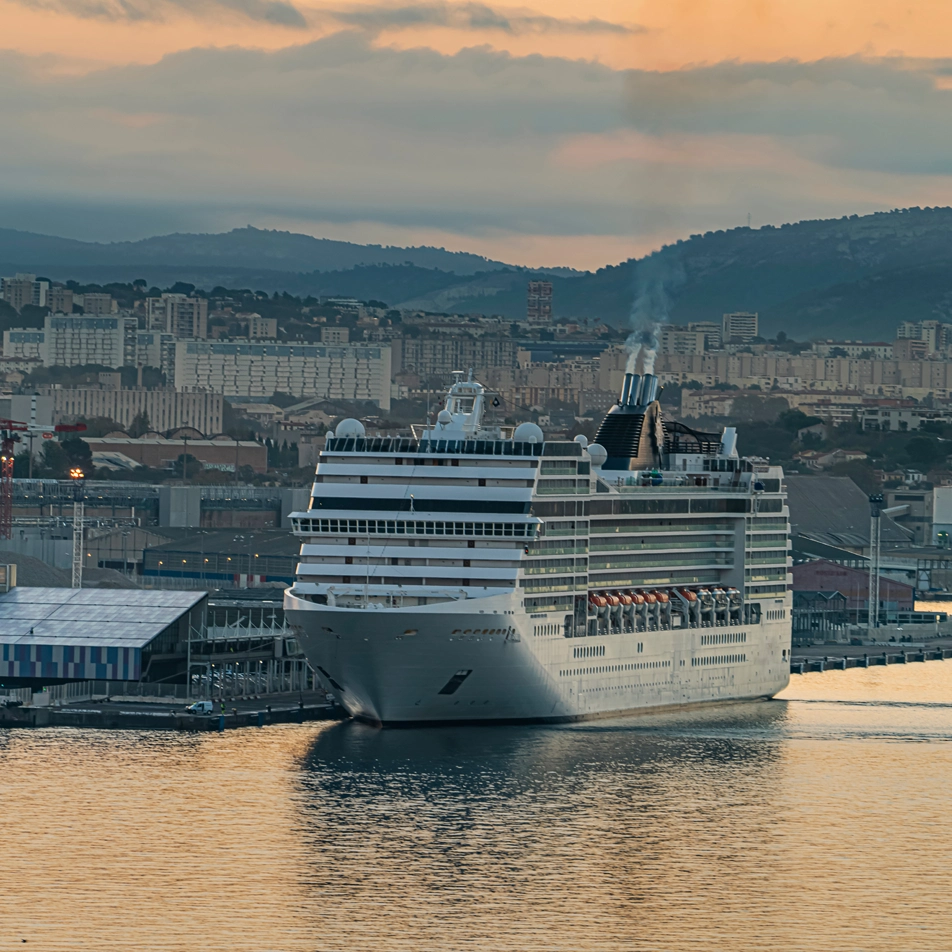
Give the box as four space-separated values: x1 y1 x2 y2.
3 665 952 951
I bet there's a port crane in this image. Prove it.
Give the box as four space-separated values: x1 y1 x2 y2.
0 418 87 540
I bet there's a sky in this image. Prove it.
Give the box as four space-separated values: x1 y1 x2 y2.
4 0 952 269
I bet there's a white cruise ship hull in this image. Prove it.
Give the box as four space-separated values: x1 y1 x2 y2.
285 591 791 725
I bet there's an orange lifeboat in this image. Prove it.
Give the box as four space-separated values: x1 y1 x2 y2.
678 588 698 602
605 594 621 607
643 592 657 605
652 590 670 604
630 592 646 605
589 593 608 608
617 592 633 606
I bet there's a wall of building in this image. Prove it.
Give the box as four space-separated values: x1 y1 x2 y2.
173 341 391 408
83 437 267 473
43 388 223 435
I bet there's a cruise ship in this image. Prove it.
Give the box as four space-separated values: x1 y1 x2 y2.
284 371 792 724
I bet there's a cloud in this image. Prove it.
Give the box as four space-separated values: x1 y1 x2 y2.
13 0 308 27
326 2 641 36
3 37 952 264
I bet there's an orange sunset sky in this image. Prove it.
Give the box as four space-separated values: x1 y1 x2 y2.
3 0 952 267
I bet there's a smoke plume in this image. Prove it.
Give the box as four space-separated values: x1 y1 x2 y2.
625 251 684 375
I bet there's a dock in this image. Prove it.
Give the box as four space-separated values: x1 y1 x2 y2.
0 691 345 730
791 635 952 673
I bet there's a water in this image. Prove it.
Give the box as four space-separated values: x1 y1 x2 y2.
3 665 952 951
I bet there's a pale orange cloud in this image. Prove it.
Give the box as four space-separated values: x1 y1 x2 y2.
4 0 952 72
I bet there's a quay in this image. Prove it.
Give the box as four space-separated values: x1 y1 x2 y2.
0 690 344 730
790 635 952 674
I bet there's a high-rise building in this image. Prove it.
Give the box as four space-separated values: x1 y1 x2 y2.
147 293 208 339
77 292 116 316
173 341 391 408
659 326 707 355
43 313 138 368
1 274 49 312
688 321 722 350
47 286 74 314
722 311 759 342
527 281 553 326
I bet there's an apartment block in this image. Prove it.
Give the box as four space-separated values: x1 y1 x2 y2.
45 313 138 368
248 314 278 339
76 292 116 315
42 387 223 435
147 293 208 339
527 281 553 326
173 341 391 408
3 329 46 361
811 340 894 358
659 326 707 355
721 311 759 342
321 326 349 344
47 287 74 314
391 336 515 380
1 274 48 312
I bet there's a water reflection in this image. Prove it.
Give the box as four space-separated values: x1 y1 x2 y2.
3 672 952 951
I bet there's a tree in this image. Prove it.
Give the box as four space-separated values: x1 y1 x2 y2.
905 436 946 470
129 411 151 438
40 441 70 479
173 453 203 479
61 437 92 469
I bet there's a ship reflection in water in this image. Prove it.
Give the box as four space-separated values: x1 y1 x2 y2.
3 665 952 950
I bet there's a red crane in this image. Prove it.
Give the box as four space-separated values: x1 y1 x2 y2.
0 419 87 540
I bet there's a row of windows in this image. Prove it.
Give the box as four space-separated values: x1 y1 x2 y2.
691 654 747 666
766 609 786 620
310 497 530 514
533 623 562 637
700 632 747 645
560 660 671 677
573 645 605 658
294 518 537 538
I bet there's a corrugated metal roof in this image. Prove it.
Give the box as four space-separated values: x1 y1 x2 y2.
0 588 205 649
786 475 909 550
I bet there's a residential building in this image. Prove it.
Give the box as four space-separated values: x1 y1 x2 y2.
893 338 929 360
1 274 48 312
321 326 350 344
136 332 177 378
147 293 208 339
42 387 223 435
391 336 515 381
688 321 722 350
173 341 391 408
527 280 553 326
3 328 46 361
44 313 138 368
76 292 116 315
47 286 74 314
721 311 759 342
659 326 707 355
811 340 894 359
248 314 277 339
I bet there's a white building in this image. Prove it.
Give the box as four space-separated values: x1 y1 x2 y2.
659 326 707 355
136 332 177 377
3 328 46 361
811 341 894 359
147 294 208 339
173 341 392 409
1 273 48 312
722 311 759 342
44 313 138 368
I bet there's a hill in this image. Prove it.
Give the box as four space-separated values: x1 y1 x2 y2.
6 208 952 338
0 225 566 278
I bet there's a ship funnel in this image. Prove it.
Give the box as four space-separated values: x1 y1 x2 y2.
639 374 659 405
620 372 641 407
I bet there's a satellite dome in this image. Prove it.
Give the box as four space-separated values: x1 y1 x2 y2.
586 443 608 469
514 422 544 444
334 418 366 439
437 409 453 425
574 434 589 448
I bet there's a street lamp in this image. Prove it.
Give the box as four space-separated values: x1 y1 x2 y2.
69 468 85 589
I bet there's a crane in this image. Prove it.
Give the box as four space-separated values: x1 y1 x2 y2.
0 418 87 540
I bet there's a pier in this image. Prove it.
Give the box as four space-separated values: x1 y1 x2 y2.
790 635 952 673
0 689 344 730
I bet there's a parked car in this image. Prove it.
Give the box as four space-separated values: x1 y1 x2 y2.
186 701 214 715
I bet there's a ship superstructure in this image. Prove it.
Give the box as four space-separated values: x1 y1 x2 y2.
284 371 791 724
